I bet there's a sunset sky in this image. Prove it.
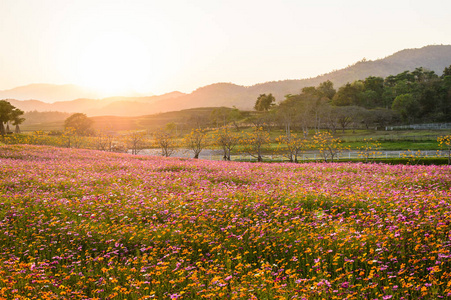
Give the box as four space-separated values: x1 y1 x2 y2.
1 0 451 97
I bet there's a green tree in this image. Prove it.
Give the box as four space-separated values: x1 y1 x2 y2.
412 67 438 83
301 86 318 96
442 65 451 78
0 100 15 136
362 76 384 107
391 94 420 123
317 80 336 99
442 76 451 121
364 76 384 95
64 113 94 136
332 82 363 106
228 107 245 131
254 94 275 111
11 108 25 133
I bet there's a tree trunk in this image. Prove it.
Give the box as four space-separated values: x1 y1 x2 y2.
15 125 21 133
0 123 5 136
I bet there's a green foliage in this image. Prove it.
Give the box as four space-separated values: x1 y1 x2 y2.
64 113 94 136
332 83 363 106
0 100 24 135
323 65 451 123
316 80 336 99
391 94 420 123
443 65 451 77
11 108 25 133
254 93 275 111
23 111 71 125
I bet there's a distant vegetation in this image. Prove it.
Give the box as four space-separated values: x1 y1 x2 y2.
269 65 451 135
22 110 71 126
3 107 451 164
6 45 451 116
14 64 451 134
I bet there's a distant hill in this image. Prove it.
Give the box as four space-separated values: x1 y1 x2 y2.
7 91 186 116
159 44 451 110
5 45 451 116
0 84 102 102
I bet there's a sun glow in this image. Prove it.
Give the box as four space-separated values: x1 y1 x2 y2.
77 33 160 97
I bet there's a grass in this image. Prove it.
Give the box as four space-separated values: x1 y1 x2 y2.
344 140 440 150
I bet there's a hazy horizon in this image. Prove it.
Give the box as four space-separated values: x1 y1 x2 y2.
2 0 451 98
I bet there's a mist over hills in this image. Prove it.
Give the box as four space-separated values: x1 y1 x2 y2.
5 45 451 117
0 84 102 102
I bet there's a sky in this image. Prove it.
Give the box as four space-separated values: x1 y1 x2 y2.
1 0 451 97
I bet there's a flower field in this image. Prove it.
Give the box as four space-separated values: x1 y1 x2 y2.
1 145 451 300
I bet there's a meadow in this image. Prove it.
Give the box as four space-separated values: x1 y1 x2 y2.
1 145 451 299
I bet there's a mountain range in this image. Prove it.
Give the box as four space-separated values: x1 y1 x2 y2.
0 84 101 102
4 45 451 117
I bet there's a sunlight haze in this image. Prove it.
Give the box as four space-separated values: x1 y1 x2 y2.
1 0 451 97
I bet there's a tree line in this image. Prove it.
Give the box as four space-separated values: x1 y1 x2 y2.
153 65 451 136
251 65 451 136
5 113 451 165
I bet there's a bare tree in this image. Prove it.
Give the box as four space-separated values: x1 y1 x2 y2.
335 106 360 133
124 131 147 155
62 127 84 149
242 127 270 162
213 127 240 161
312 131 346 162
276 133 310 163
93 129 116 151
321 105 338 134
154 131 177 157
184 129 208 159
